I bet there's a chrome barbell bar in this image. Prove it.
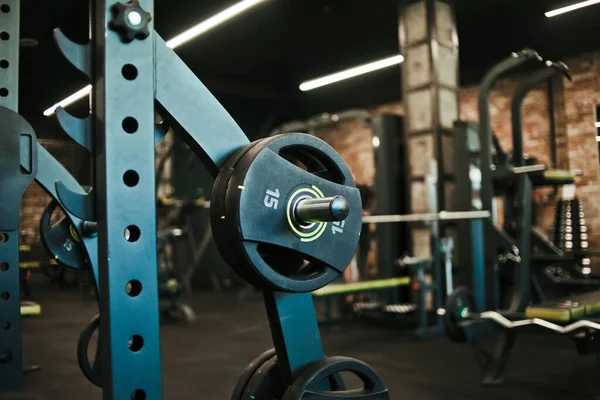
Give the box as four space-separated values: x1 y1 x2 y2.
362 210 491 224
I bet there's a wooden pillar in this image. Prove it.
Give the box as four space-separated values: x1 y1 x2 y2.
398 0 459 256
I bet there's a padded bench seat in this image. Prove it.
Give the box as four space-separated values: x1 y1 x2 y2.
525 291 600 322
312 277 411 297
529 169 575 186
21 301 41 317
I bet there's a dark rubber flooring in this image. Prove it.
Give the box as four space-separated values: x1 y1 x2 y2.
20 284 600 399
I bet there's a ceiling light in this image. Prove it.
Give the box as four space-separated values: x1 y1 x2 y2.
596 136 600 142
299 54 404 92
372 136 380 148
166 0 268 48
44 0 269 116
43 85 92 116
20 38 39 48
545 0 600 17
595 122 600 127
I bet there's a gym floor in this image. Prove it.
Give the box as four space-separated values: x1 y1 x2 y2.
22 282 600 400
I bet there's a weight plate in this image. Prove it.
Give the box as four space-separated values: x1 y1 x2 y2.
282 356 389 400
221 133 362 293
242 355 285 399
230 348 276 400
232 351 345 400
444 286 475 343
39 200 86 269
213 136 286 286
77 314 102 387
211 138 277 286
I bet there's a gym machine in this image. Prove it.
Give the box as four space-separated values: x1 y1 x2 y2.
511 64 597 290
445 49 600 386
313 182 490 337
311 114 489 336
2 1 391 399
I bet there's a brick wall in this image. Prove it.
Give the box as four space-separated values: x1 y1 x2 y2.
19 139 85 244
311 51 600 250
312 103 403 187
563 53 600 248
19 135 174 245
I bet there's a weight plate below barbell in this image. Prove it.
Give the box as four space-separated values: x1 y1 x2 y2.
231 350 345 400
77 314 102 388
230 348 277 400
282 356 388 400
242 355 285 399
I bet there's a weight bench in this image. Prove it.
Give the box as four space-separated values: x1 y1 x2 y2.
312 278 411 324
20 301 41 317
312 277 411 297
528 169 575 186
525 291 600 322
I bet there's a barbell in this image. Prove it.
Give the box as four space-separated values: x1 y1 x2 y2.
362 210 491 224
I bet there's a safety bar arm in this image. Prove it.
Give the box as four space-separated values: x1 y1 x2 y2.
154 33 250 176
478 49 542 213
511 61 572 167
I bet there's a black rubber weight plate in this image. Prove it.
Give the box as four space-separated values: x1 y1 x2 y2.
77 314 102 387
216 136 282 287
243 355 286 399
444 286 474 343
230 348 277 400
212 139 266 286
224 133 358 293
224 135 313 291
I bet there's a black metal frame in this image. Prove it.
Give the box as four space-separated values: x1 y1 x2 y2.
451 52 590 386
511 62 571 168
472 50 542 312
91 1 162 398
452 122 487 311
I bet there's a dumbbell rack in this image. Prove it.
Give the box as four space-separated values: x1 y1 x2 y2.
552 199 588 252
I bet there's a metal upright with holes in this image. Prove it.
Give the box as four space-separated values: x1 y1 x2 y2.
0 0 18 111
0 0 28 391
92 0 162 398
46 1 387 396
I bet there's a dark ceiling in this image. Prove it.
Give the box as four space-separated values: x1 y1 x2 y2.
15 0 600 138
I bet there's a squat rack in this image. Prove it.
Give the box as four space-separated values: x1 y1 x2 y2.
52 1 332 398
2 1 392 398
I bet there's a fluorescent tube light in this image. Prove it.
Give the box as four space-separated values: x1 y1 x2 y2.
596 136 600 142
166 0 268 48
44 0 269 116
43 85 92 116
595 122 600 128
545 0 600 17
299 54 404 92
